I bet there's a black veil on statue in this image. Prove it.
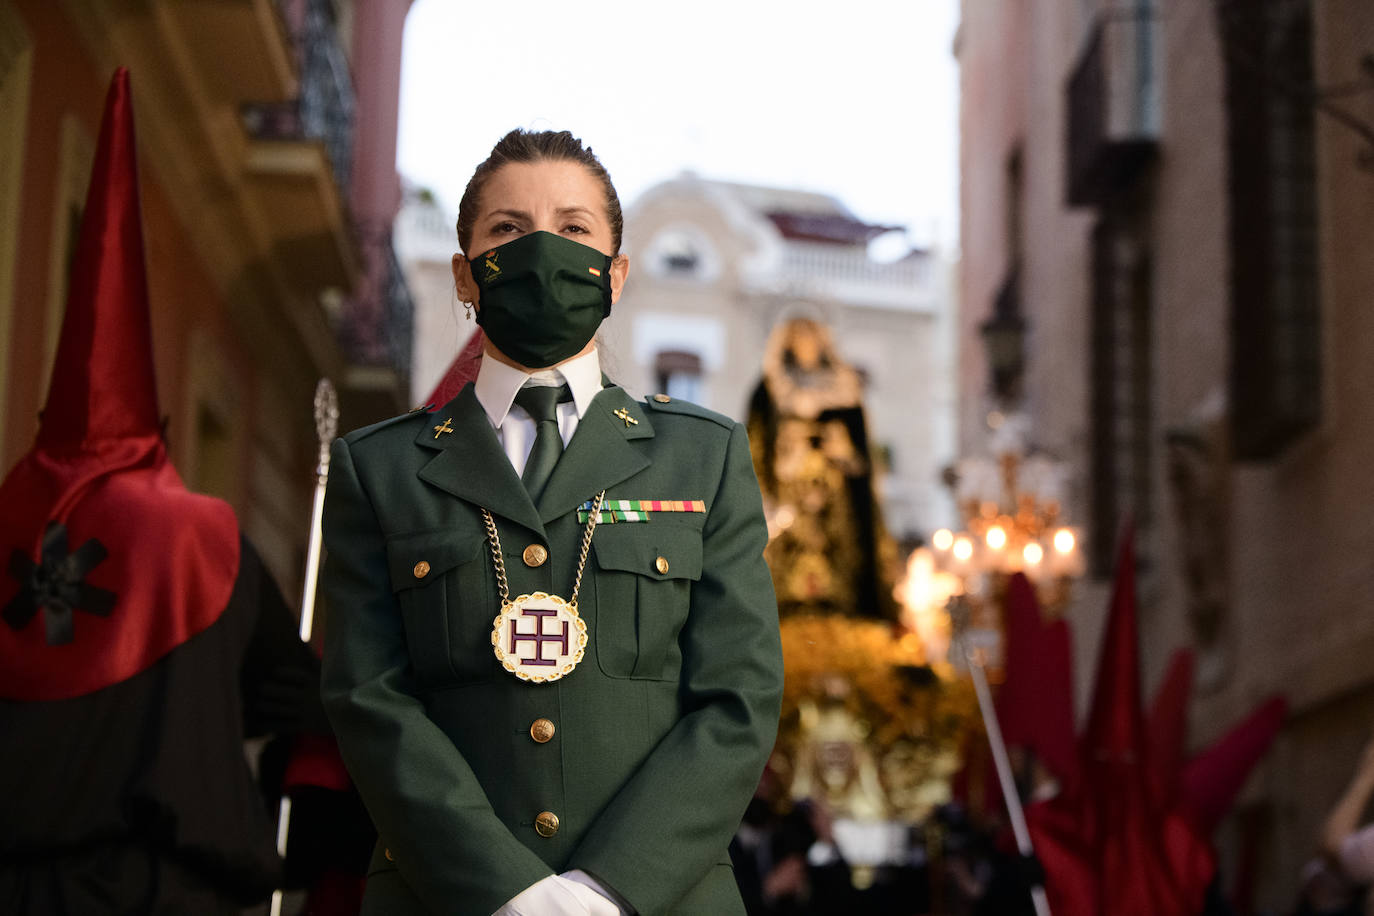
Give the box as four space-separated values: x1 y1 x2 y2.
746 317 900 621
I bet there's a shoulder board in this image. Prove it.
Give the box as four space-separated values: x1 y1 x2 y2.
342 408 428 444
642 395 735 430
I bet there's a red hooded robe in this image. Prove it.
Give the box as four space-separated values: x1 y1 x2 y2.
0 69 238 699
0 69 316 915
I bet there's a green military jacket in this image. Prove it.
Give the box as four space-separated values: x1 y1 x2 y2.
320 382 783 915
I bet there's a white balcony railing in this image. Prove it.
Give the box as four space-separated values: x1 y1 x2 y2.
775 241 936 310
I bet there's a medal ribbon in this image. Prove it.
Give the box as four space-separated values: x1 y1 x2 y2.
577 498 705 524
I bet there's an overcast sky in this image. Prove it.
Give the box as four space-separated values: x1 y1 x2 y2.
396 0 961 253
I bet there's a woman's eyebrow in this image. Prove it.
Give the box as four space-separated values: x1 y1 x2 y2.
484 206 595 222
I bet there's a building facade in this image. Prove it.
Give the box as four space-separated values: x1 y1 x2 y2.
0 0 414 596
608 175 958 542
395 183 475 406
958 0 1374 907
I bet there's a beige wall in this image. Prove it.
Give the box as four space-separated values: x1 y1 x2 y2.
407 259 473 405
958 0 1374 907
0 3 31 442
958 0 1107 716
611 190 768 416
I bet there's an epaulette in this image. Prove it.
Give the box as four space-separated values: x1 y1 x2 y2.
642 393 735 430
342 407 429 444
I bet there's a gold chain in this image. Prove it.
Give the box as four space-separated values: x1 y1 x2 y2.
570 490 607 604
480 490 606 609
481 508 511 604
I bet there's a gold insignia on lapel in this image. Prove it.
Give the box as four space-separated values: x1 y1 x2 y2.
433 417 455 439
613 407 639 428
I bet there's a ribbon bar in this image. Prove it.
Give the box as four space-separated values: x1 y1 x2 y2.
577 498 705 524
579 499 705 513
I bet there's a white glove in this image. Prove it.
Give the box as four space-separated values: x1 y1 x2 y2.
493 873 621 916
562 870 627 915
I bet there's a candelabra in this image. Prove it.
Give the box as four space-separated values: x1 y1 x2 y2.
921 411 1084 669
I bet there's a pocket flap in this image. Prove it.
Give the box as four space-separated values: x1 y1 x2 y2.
385 528 483 592
592 523 703 581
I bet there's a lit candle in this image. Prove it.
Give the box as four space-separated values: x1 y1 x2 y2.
953 536 974 561
986 525 1007 551
952 535 975 577
1050 527 1082 577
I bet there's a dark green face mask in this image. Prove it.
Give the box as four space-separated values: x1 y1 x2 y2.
469 231 614 369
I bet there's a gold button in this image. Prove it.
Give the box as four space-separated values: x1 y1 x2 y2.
653 394 671 403
522 544 548 568
384 847 395 861
530 718 555 743
534 811 560 837
655 556 669 574
413 561 430 579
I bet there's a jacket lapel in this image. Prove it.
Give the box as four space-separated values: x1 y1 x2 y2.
415 385 546 536
537 386 654 524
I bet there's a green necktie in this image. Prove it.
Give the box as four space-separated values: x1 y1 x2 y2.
514 384 571 502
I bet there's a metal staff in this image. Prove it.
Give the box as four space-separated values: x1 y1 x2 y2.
269 378 339 916
949 594 1053 916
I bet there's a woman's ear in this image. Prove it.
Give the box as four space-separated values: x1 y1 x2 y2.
609 254 631 305
452 253 479 309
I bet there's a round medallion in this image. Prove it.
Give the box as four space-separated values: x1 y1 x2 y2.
491 591 587 683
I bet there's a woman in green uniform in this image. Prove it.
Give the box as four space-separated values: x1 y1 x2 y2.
320 129 784 916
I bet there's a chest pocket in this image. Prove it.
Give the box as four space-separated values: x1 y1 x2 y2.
386 527 494 686
590 523 703 680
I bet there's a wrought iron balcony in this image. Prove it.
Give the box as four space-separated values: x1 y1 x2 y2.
241 0 355 191
380 234 415 381
338 227 414 383
1065 6 1161 206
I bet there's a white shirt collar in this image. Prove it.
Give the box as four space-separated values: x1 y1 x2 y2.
473 347 603 429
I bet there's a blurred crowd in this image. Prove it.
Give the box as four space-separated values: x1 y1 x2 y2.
731 732 1374 916
729 777 1038 916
